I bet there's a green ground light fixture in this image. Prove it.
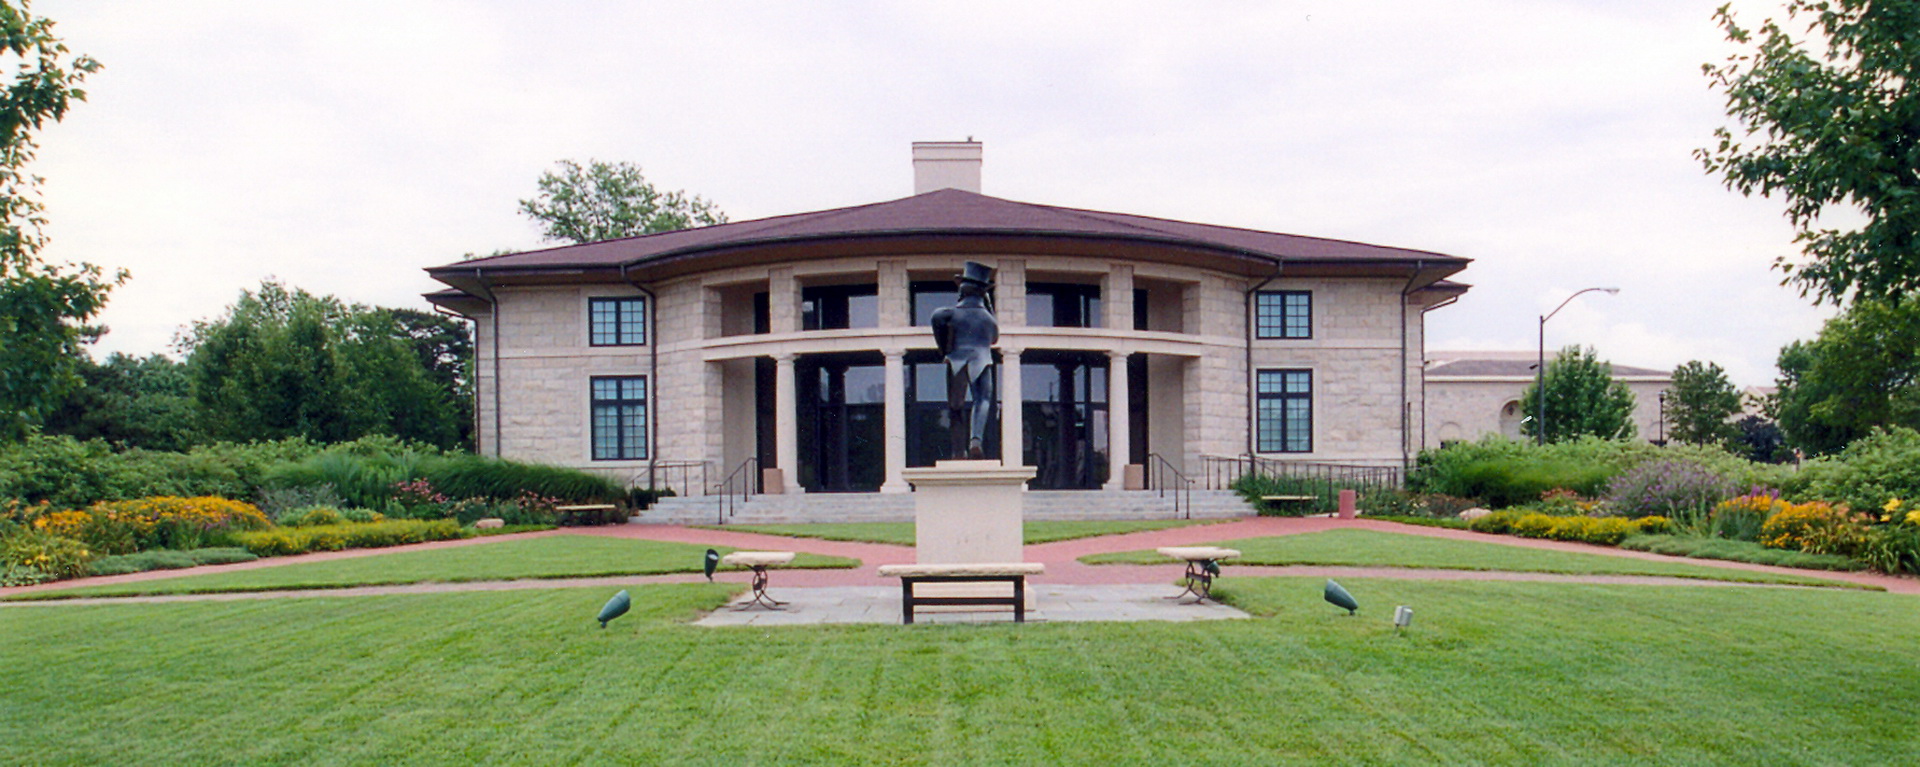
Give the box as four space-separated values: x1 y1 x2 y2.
704 549 720 581
597 590 631 628
1324 580 1358 615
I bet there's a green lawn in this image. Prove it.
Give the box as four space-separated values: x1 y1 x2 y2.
704 518 1226 546
9 534 858 600
4 579 1917 764
1080 529 1864 588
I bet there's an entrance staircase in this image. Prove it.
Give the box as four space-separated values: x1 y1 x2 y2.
639 489 1257 526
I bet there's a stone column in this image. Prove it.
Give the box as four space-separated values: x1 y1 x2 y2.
1000 346 1024 469
881 348 908 493
773 353 803 494
1104 264 1134 331
1104 350 1131 491
769 267 799 334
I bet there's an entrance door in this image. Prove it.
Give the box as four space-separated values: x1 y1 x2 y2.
1021 350 1109 490
796 353 885 492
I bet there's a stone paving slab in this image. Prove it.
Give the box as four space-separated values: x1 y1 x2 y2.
693 584 1249 627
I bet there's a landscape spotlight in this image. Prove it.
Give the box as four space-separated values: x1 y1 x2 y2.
597 589 631 628
1393 605 1413 629
1324 580 1359 615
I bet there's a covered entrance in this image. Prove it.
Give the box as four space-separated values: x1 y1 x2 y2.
796 353 885 492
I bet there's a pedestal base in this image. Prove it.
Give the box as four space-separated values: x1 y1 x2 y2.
902 460 1038 611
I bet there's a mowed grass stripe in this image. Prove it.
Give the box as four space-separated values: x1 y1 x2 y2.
4 580 1919 764
10 535 858 600
1081 528 1862 588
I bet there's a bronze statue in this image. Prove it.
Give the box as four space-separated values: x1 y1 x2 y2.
930 262 998 459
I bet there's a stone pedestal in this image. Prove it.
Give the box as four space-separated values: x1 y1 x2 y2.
902 460 1037 610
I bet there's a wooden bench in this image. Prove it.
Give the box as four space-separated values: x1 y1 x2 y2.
554 504 619 525
876 563 1046 624
1259 495 1316 504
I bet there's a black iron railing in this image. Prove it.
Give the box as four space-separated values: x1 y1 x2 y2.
1201 454 1402 514
715 456 760 525
1144 452 1194 519
647 460 709 499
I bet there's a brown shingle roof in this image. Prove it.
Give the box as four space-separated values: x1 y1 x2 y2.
427 188 1468 276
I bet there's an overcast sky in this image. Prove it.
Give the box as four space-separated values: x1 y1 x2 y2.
34 0 1827 386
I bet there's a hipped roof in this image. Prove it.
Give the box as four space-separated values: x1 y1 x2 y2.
425 188 1470 304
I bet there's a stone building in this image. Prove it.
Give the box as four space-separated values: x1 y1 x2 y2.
1424 350 1673 446
424 142 1470 497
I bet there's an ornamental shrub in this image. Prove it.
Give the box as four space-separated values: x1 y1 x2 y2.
280 506 347 527
1467 510 1667 546
1411 435 1791 508
1795 427 1920 509
1710 491 1786 542
33 496 269 554
1761 501 1872 557
230 519 464 557
0 527 95 580
1605 460 1739 525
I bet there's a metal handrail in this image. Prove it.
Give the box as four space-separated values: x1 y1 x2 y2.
1199 453 1403 495
1144 452 1195 519
715 456 760 525
647 460 709 499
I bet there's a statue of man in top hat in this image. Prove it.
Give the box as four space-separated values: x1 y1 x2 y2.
930 261 998 459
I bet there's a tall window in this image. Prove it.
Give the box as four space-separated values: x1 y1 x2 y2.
591 376 648 460
1255 291 1311 339
1256 369 1312 453
802 284 879 330
1027 282 1102 328
589 297 647 346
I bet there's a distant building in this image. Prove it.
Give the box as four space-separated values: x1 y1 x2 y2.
1424 351 1671 446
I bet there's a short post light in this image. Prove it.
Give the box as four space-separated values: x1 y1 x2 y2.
1536 287 1620 446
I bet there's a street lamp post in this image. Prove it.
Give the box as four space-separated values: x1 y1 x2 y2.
1536 287 1620 446
1657 390 1667 446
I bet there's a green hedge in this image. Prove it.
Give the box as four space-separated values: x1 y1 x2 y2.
88 547 258 577
265 451 622 509
1620 534 1865 571
1410 435 1794 508
1467 510 1672 546
231 520 466 557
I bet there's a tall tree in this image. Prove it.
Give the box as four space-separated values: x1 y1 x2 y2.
0 1 124 439
1665 360 1743 448
1520 346 1637 443
180 281 462 448
1698 1 1920 304
518 159 727 244
42 353 202 451
1771 298 1920 455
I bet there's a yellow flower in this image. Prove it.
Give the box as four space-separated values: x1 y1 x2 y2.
1908 509 1920 526
1885 498 1904 512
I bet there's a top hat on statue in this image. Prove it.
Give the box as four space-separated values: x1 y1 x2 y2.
956 261 995 287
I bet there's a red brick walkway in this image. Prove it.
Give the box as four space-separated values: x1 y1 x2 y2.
8 517 1917 602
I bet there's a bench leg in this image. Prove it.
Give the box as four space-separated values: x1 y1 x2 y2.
1013 576 1025 623
901 579 915 625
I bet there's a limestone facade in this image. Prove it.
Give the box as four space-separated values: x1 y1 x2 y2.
464 254 1455 493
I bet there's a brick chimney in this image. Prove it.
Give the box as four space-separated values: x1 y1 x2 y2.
912 140 982 194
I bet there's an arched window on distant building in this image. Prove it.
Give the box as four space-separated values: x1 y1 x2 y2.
1498 400 1525 440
